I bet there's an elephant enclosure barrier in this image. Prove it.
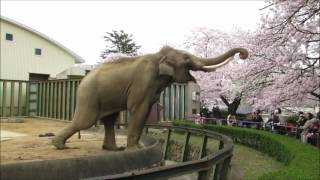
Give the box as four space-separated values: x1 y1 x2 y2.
86 124 234 180
1 79 233 179
0 79 188 122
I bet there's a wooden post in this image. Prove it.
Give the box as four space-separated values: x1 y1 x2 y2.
10 82 15 117
70 80 76 120
17 82 22 116
145 127 148 134
163 128 171 160
53 82 58 119
181 131 191 162
41 82 45 117
57 82 61 119
37 82 40 116
25 82 30 116
2 81 7 116
213 141 225 180
198 135 209 180
199 135 208 159
45 82 49 117
220 156 232 180
50 82 54 118
62 81 66 120
198 169 210 180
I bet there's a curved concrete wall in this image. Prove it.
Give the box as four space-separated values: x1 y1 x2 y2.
0 136 162 180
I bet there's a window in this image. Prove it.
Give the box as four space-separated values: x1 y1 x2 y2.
192 91 200 101
192 109 197 114
35 48 42 55
6 33 13 41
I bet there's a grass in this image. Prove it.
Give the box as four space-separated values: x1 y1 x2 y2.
172 120 320 180
233 144 284 179
149 130 284 180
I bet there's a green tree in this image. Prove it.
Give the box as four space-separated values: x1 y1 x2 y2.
100 30 141 59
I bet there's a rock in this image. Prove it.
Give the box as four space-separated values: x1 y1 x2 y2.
39 133 55 137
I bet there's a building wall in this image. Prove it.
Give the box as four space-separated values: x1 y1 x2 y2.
0 20 75 80
186 82 201 119
160 83 187 121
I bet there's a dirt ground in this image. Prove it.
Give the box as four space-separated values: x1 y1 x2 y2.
0 118 126 164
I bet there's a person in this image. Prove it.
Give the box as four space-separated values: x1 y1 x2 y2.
227 114 237 126
194 114 202 125
301 112 320 144
295 112 307 139
265 111 275 130
248 111 257 128
255 110 263 129
297 111 307 127
276 108 282 115
265 109 280 132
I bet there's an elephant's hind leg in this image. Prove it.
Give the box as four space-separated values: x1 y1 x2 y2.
101 112 120 150
52 108 99 149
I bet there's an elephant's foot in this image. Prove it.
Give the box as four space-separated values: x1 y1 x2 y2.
52 137 66 150
102 144 124 151
126 144 143 151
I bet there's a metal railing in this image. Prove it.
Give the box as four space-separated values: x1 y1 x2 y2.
86 124 234 180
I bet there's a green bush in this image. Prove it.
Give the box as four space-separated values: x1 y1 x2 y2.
173 120 320 180
214 109 248 120
220 110 229 118
235 113 248 120
285 115 299 124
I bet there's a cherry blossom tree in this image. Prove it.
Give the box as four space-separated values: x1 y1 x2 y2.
184 0 319 112
236 0 320 110
184 27 250 115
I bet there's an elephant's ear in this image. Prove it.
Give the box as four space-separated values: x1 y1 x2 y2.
159 56 175 77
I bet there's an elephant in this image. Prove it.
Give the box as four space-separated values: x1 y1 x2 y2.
52 46 248 150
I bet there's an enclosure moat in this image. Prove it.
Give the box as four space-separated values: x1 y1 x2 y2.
0 118 283 179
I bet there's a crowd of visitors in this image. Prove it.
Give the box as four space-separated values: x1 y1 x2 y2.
196 107 320 147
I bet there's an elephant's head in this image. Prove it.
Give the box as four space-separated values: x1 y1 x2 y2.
158 46 248 83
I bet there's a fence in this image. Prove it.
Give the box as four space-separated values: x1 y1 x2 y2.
31 79 81 120
0 79 188 121
86 124 234 180
0 80 29 117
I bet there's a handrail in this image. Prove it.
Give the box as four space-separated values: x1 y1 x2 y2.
85 124 234 180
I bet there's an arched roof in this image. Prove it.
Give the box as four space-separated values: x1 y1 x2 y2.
1 16 85 63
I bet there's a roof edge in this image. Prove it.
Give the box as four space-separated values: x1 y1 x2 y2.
0 16 85 64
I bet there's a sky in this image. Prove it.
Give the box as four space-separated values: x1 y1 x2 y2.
1 1 266 65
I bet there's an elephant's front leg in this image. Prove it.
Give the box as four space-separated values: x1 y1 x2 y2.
101 113 120 151
127 102 152 149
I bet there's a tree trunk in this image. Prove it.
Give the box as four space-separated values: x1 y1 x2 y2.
220 95 241 116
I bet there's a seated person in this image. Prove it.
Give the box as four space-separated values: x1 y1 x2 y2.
297 113 307 127
301 112 320 144
254 110 263 129
265 110 280 131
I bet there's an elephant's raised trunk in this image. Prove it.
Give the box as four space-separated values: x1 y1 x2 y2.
191 48 248 72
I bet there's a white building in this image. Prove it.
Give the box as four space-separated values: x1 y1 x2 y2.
0 16 84 81
56 65 95 79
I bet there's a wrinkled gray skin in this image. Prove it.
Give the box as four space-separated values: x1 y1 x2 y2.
52 46 248 150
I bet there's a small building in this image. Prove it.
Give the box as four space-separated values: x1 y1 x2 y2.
56 65 95 79
0 16 84 81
